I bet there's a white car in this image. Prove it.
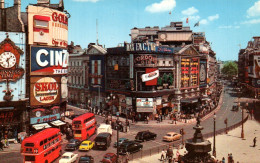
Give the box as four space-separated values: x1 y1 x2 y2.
97 123 113 135
59 152 78 163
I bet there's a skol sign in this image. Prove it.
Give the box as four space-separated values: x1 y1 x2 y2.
30 77 61 106
31 46 68 75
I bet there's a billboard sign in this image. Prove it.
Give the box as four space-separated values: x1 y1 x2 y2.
142 68 159 85
248 55 260 78
199 59 207 87
31 46 68 75
30 77 60 106
0 32 26 102
27 5 68 48
136 98 153 108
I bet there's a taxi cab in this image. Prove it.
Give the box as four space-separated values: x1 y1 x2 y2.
79 140 94 151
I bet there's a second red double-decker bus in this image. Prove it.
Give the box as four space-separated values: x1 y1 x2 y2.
21 128 62 163
72 113 96 141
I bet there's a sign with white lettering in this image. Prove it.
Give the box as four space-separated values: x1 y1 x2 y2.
31 46 68 75
136 98 153 108
30 77 61 106
142 69 159 82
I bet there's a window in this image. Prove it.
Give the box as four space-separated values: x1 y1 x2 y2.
44 139 47 144
25 143 34 147
40 141 43 146
75 130 81 134
25 156 35 161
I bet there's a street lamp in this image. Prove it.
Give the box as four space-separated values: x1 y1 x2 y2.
116 112 120 163
107 93 116 122
213 112 216 158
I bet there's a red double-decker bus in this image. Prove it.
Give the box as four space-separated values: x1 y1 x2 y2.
21 128 62 163
72 113 96 141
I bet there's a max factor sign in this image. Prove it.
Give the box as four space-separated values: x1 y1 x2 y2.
126 43 174 54
31 46 68 75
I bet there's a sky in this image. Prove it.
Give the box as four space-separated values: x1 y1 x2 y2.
6 0 260 61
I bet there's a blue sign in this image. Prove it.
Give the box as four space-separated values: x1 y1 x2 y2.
126 43 174 54
30 113 60 124
31 46 68 75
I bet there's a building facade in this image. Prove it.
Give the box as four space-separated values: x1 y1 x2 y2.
238 36 260 99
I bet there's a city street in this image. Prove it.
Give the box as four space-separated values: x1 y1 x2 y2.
1 81 256 163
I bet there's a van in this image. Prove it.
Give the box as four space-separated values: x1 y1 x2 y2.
97 124 113 135
94 133 111 150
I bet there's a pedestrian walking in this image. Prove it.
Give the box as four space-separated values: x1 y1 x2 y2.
146 116 149 124
160 149 166 161
253 137 257 147
126 152 130 163
166 146 173 162
222 157 225 163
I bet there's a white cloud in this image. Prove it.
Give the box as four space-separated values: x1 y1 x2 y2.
200 19 208 25
247 0 260 17
218 25 240 29
242 18 260 24
73 0 99 2
181 7 198 16
145 0 176 13
181 15 200 22
208 14 219 21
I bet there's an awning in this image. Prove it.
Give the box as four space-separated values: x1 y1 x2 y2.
32 123 51 130
181 98 198 103
50 120 66 126
201 98 211 101
0 107 14 110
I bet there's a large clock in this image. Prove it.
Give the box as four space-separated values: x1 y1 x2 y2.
200 64 206 82
0 52 16 68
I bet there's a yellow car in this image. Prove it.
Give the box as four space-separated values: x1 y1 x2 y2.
79 140 94 151
163 132 182 142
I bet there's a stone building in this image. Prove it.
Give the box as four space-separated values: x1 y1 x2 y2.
238 36 260 99
106 22 218 119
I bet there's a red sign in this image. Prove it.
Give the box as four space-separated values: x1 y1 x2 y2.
146 68 158 86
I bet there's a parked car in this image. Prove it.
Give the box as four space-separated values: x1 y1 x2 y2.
135 130 157 142
97 123 113 135
162 132 182 142
118 141 143 155
94 133 111 150
79 140 94 151
100 153 117 163
59 152 78 163
78 155 94 163
113 138 129 147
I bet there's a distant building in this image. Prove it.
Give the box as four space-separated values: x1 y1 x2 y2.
238 36 260 98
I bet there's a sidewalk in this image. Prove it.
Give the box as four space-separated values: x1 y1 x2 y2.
130 120 260 163
0 142 20 154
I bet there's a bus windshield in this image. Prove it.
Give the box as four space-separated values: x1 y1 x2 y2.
73 121 81 124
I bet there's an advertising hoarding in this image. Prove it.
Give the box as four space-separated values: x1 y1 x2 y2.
30 77 61 106
27 5 68 48
142 68 159 85
0 32 26 102
31 46 68 75
136 98 153 107
199 59 207 87
248 55 260 78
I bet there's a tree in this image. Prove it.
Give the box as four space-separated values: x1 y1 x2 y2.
168 73 173 85
157 76 162 86
221 61 238 78
162 73 168 84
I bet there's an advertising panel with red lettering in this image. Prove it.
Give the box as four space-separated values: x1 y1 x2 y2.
144 68 158 86
30 77 61 106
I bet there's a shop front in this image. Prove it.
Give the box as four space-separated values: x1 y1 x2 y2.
0 106 25 141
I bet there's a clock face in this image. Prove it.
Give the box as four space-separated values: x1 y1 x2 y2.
200 64 206 81
0 52 16 68
160 34 166 39
35 111 41 117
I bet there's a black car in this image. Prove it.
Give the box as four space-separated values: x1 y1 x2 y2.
65 139 81 151
135 131 157 142
113 138 129 147
78 155 94 163
118 141 143 155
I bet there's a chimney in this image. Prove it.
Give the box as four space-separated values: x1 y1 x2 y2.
14 0 21 5
0 0 4 9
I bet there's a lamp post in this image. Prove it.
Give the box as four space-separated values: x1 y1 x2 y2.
116 112 120 163
107 93 115 123
213 112 216 158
